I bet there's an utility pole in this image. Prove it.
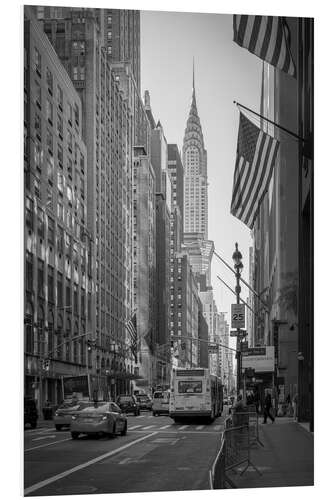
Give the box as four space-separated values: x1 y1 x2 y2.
232 242 244 394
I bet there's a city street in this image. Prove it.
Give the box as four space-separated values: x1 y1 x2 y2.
24 411 227 496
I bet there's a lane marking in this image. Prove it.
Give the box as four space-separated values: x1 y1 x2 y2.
159 425 171 429
24 431 157 496
196 425 205 430
178 425 189 430
128 430 220 435
32 435 57 442
128 425 142 430
141 425 155 430
25 438 71 452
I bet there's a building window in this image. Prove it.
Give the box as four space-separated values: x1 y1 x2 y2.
25 252 33 291
34 47 41 75
33 177 41 199
67 103 73 125
57 85 63 110
74 103 79 126
34 112 41 140
37 259 44 297
48 217 55 245
48 266 54 302
57 143 63 167
66 279 71 307
25 199 34 231
57 225 64 254
57 172 64 193
67 130 73 152
57 201 63 221
37 208 44 238
46 67 53 94
46 129 53 155
57 114 63 138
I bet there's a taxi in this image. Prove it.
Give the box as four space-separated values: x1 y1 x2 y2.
70 401 127 439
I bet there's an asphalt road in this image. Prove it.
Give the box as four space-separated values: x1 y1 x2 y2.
24 411 227 496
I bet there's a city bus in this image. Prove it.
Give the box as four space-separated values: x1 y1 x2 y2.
169 368 223 423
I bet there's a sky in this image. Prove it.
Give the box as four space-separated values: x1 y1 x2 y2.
140 9 262 330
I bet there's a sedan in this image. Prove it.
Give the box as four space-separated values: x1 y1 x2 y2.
53 401 92 430
136 395 153 411
70 402 127 439
116 395 140 416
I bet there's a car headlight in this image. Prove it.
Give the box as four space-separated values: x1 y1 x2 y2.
71 415 77 420
55 412 59 417
101 415 107 421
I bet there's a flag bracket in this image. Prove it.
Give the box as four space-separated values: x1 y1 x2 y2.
234 101 313 159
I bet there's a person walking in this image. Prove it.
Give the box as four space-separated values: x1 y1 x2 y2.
263 390 275 423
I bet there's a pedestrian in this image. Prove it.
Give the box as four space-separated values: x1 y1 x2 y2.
253 389 260 414
292 393 298 421
232 393 248 426
263 390 275 423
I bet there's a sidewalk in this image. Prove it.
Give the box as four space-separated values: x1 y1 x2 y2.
226 417 314 489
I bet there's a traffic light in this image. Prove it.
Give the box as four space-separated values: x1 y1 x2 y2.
42 359 50 371
86 339 92 351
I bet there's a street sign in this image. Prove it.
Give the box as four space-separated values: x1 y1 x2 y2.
231 304 245 329
230 329 247 337
242 347 266 357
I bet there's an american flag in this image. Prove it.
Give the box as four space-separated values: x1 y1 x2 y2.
125 313 137 362
233 15 296 77
230 112 279 229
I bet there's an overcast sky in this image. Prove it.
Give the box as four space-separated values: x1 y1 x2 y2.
140 9 262 329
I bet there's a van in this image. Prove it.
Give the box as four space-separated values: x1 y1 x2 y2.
152 390 170 416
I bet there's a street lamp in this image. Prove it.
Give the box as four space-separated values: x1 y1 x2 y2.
232 242 243 394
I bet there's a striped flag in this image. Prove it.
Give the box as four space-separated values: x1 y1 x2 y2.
126 313 137 362
233 15 296 77
230 112 279 229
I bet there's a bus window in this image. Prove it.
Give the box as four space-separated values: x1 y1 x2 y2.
178 381 202 394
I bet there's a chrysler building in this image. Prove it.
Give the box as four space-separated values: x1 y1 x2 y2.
182 63 214 286
183 64 208 239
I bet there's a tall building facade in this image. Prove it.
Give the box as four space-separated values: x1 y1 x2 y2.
99 9 141 93
251 18 313 429
183 69 208 239
36 6 136 394
171 253 200 368
132 146 156 391
24 8 91 408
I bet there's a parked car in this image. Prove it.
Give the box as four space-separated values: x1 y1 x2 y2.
136 394 153 411
53 400 92 430
24 397 38 429
70 401 127 439
116 395 140 415
152 390 170 416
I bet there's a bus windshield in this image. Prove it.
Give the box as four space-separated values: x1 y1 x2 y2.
178 381 202 394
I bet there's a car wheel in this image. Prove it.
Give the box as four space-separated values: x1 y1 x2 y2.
153 411 156 416
55 425 62 431
71 432 79 440
120 422 127 436
31 421 37 429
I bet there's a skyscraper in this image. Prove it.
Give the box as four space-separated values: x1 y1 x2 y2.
35 6 135 395
183 63 208 239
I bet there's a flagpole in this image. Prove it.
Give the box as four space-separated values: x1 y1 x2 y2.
233 101 306 143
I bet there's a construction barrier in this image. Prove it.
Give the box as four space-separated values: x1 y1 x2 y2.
210 423 262 489
231 409 263 447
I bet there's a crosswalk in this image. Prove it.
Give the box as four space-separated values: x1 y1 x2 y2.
128 423 223 433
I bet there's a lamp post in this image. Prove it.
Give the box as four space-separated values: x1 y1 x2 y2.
232 242 243 394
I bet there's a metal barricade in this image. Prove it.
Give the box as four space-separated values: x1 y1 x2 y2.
231 410 263 447
210 423 262 489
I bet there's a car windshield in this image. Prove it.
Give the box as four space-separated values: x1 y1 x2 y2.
58 402 81 410
79 403 109 413
138 396 148 401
